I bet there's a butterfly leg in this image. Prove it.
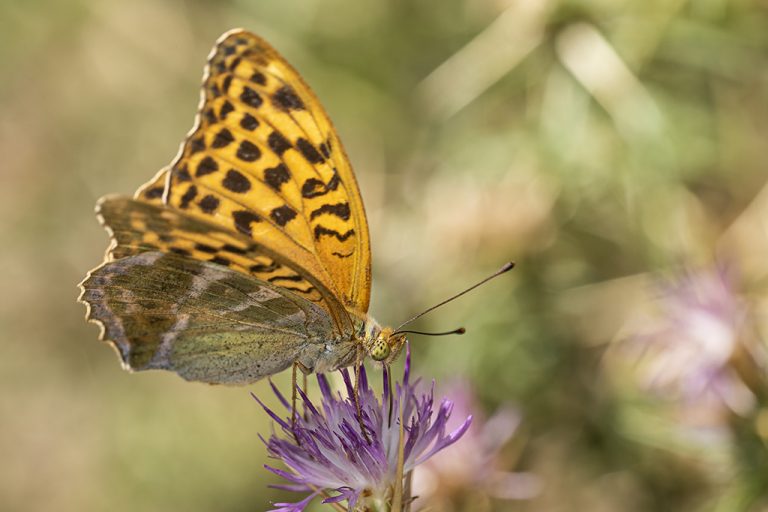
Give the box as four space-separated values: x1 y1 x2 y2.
353 362 372 444
291 362 299 440
291 361 313 441
386 364 394 427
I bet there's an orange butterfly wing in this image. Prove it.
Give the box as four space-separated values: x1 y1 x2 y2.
137 30 371 321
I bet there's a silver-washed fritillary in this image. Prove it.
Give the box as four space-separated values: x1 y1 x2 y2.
79 29 513 390
79 29 407 384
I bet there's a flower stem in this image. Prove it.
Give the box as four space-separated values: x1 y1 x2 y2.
391 398 406 512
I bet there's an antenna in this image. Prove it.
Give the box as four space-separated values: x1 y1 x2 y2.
394 327 466 337
394 261 515 332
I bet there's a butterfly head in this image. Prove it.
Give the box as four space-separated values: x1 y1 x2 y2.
368 327 407 364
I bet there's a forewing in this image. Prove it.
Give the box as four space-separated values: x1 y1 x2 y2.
156 29 371 313
80 251 337 384
95 195 354 334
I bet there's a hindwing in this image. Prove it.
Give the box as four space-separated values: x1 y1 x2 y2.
80 251 351 384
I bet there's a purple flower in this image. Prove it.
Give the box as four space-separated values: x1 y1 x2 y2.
413 381 540 507
623 265 758 415
254 345 472 511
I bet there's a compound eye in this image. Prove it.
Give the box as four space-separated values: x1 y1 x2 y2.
370 338 391 361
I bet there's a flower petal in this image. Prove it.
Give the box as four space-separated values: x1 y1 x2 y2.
267 490 320 512
252 393 291 431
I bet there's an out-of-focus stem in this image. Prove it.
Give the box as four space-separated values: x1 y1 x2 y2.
729 337 768 403
403 471 413 512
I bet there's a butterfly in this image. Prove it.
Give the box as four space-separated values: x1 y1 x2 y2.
79 29 512 392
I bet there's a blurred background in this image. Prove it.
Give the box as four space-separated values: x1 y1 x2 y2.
3 0 768 510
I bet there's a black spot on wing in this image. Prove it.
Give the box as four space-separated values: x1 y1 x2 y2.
144 187 164 199
175 164 191 182
264 164 291 191
222 75 233 94
220 100 235 120
236 140 261 162
267 274 304 283
272 85 305 111
221 244 249 255
189 137 205 155
204 108 217 124
332 250 354 259
233 210 261 236
240 113 259 131
296 138 325 164
249 261 281 273
310 202 350 221
281 284 317 295
179 185 197 209
268 131 291 155
222 169 251 193
327 170 341 190
196 156 218 177
194 243 218 253
212 128 234 149
209 256 231 267
301 170 340 198
301 179 326 198
314 226 354 242
199 194 220 214
270 205 297 227
240 86 263 108
250 71 267 85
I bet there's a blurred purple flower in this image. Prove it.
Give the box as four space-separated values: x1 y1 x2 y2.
254 345 471 511
413 382 540 508
628 265 757 414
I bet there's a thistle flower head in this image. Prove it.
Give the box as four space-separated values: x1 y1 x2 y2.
254 346 471 511
413 381 540 506
628 265 757 414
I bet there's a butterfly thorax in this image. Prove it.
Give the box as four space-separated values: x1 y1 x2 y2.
292 313 404 378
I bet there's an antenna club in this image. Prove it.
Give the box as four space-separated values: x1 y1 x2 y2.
501 261 516 273
457 327 466 335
